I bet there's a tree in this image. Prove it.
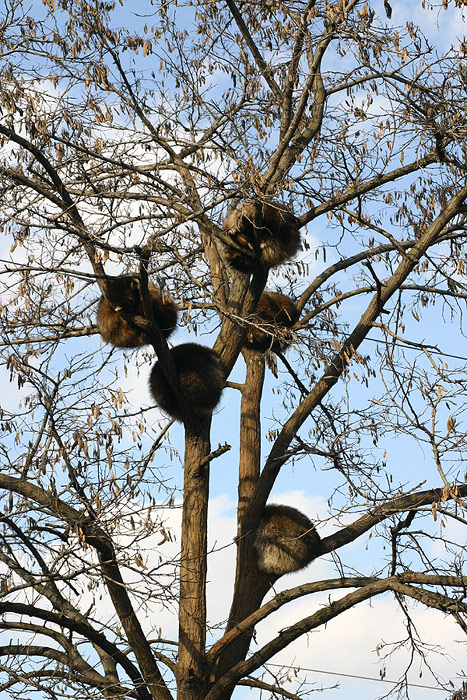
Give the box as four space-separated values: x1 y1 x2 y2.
0 0 467 699
451 682 467 700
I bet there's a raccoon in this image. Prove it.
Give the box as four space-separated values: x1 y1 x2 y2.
254 504 320 576
96 276 178 348
149 343 225 421
246 291 299 352
223 200 301 272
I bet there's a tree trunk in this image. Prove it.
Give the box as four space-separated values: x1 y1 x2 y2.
178 421 211 700
237 348 265 529
211 349 272 697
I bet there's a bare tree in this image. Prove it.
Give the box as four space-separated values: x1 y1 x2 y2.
0 1 467 699
450 682 467 700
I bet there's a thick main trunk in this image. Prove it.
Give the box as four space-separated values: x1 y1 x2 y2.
211 350 271 697
236 349 265 530
178 422 211 700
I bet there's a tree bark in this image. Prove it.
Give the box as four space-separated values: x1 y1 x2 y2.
237 349 265 529
211 349 271 697
177 422 211 700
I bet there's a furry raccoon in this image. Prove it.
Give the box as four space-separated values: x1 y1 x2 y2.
223 200 301 272
149 343 225 421
96 276 178 348
246 291 299 352
254 504 320 576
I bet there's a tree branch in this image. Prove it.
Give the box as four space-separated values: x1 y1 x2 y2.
250 183 467 519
